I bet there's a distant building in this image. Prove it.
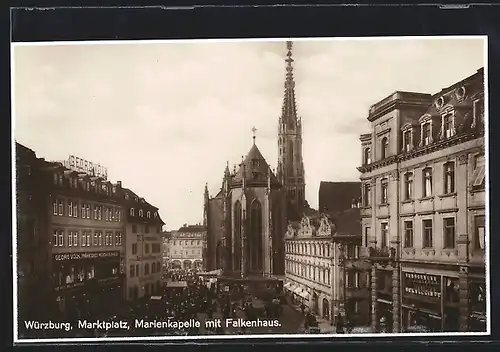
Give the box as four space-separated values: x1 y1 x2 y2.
119 188 165 301
167 224 205 270
162 231 172 269
357 68 486 332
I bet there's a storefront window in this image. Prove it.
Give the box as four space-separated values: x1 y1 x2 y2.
77 266 85 282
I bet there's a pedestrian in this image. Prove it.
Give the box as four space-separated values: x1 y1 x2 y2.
336 315 345 334
300 303 305 315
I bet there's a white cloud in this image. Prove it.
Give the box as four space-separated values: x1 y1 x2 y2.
13 37 485 229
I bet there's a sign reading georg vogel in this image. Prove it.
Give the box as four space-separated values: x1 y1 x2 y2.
53 251 120 261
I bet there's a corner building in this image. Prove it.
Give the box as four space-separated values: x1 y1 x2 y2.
358 68 486 332
120 188 165 301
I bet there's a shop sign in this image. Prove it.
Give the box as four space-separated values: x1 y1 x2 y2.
62 155 108 179
53 251 120 261
98 276 120 284
404 272 441 298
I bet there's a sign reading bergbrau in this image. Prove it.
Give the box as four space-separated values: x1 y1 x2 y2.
53 251 119 261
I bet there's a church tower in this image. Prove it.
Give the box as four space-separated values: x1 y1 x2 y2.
277 41 306 216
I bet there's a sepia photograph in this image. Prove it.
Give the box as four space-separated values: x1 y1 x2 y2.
12 36 488 342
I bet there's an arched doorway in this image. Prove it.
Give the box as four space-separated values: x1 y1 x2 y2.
312 292 319 315
322 298 330 319
172 260 181 269
183 260 192 269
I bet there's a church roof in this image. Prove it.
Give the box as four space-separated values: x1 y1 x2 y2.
232 143 280 186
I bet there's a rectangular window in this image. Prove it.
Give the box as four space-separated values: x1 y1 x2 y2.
58 200 64 215
132 243 138 255
443 115 453 138
422 122 431 146
403 130 412 152
364 227 371 247
145 244 150 254
93 206 98 220
52 230 58 247
404 172 413 200
381 178 388 204
81 232 86 247
53 200 58 215
443 218 456 249
86 205 90 219
97 232 102 246
404 221 413 248
117 210 121 222
111 209 115 222
86 232 91 247
471 154 486 188
93 232 99 247
68 232 73 247
474 215 485 250
68 201 73 217
422 219 433 248
73 202 78 217
444 162 455 194
136 264 140 276
130 265 135 277
115 232 122 246
58 230 64 247
105 207 109 221
381 223 389 248
98 207 102 220
363 184 371 207
81 204 86 218
423 168 433 198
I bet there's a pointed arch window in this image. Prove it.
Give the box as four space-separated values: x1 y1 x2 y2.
233 201 242 272
250 200 262 271
381 137 389 159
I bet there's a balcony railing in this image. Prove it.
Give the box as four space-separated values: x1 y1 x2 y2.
368 247 395 261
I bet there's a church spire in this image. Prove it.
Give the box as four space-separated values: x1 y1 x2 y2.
281 41 298 123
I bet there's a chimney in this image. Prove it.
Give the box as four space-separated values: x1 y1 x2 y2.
117 181 122 187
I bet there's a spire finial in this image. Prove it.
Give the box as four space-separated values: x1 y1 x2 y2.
252 126 257 144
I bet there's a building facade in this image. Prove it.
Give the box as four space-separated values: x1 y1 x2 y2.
120 188 165 301
284 207 370 327
357 68 486 332
167 224 206 270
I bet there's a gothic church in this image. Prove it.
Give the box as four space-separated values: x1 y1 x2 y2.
204 41 311 280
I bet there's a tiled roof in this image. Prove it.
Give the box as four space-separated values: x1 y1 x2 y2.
331 208 361 236
318 181 361 214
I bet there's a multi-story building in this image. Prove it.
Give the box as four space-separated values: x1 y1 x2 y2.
15 147 127 327
284 206 370 327
357 68 486 333
162 231 172 270
120 188 165 301
16 143 53 326
168 224 205 270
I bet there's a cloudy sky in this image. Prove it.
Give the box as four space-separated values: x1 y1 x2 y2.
12 37 485 230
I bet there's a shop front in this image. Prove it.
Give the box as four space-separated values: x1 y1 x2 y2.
469 279 487 332
401 272 460 332
51 251 124 320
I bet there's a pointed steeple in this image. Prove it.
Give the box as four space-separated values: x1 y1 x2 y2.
204 182 209 199
224 161 230 178
281 41 298 124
